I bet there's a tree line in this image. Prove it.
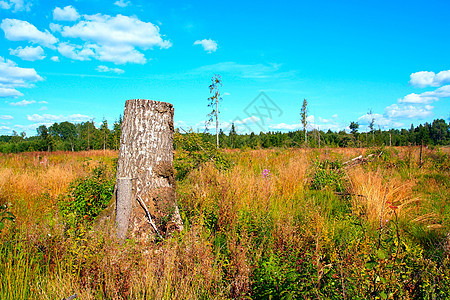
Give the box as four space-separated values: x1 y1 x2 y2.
0 118 122 153
0 118 449 154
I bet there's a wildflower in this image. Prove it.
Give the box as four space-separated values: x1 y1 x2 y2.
262 168 271 178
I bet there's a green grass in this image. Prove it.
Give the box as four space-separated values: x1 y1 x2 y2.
0 147 449 299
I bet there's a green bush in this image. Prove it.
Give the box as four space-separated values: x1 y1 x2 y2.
59 164 114 227
174 130 230 180
310 159 345 193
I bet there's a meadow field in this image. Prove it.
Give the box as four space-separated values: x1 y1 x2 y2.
1 146 450 299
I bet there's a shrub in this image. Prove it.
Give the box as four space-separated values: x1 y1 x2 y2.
310 159 345 193
59 164 114 228
174 130 230 180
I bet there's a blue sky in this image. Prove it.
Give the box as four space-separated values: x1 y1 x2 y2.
0 0 449 136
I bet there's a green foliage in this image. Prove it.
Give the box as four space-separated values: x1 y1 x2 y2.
310 159 345 192
1 118 449 153
252 252 304 299
0 204 15 233
426 147 450 171
59 164 114 228
350 121 359 134
174 130 230 180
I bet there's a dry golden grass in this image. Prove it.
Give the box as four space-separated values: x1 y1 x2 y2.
347 166 419 225
1 146 448 299
0 150 117 225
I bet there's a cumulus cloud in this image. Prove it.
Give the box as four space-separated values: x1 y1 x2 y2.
50 56 59 62
91 44 146 64
410 70 450 88
57 42 95 61
9 46 46 61
53 6 80 22
0 87 23 97
268 114 347 132
318 117 330 123
194 39 218 53
0 115 13 120
385 104 433 119
1 19 58 48
51 13 171 64
357 113 404 128
0 0 32 12
399 85 450 104
269 122 301 131
96 65 125 74
234 116 261 125
114 0 130 7
398 93 436 104
9 99 35 106
0 56 43 97
27 113 91 123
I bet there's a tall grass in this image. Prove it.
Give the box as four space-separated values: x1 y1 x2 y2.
0 147 449 299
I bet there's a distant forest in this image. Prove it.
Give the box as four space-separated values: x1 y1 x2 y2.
0 118 449 153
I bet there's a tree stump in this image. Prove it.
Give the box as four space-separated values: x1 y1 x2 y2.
115 99 182 240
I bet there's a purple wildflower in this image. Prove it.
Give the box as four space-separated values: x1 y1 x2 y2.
262 168 271 178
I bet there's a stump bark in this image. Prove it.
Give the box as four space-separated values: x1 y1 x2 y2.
115 99 182 240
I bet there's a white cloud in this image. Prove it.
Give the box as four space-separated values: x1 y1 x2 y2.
174 120 186 128
0 126 11 132
269 123 301 131
9 46 46 61
27 113 91 123
269 114 348 132
306 115 315 123
49 23 62 32
53 6 80 21
0 87 23 97
0 56 43 97
399 84 450 104
399 93 436 104
0 115 13 120
50 56 59 62
96 65 125 74
91 44 146 64
234 116 261 125
356 113 404 128
51 13 171 64
1 19 58 48
410 70 450 87
0 0 32 12
427 84 450 98
114 0 130 7
9 99 35 106
0 1 10 9
385 104 433 119
39 100 47 104
56 42 146 64
194 39 218 53
57 42 95 61
38 106 48 111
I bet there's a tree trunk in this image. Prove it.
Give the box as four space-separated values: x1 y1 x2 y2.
115 99 182 240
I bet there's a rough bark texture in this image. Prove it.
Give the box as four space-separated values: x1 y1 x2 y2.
115 177 132 240
116 99 182 240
